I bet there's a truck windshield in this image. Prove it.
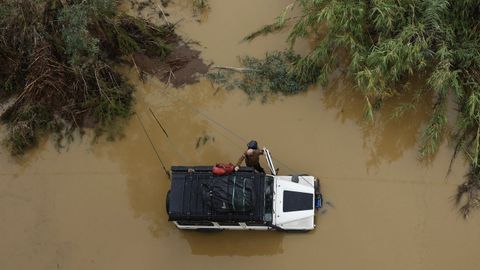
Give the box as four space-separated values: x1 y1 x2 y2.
264 175 274 222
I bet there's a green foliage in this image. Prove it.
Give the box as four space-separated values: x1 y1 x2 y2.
242 4 294 42
192 0 208 10
114 16 173 58
419 101 448 157
240 50 312 95
242 21 288 43
0 0 176 155
207 71 239 91
60 2 100 68
259 0 480 215
89 65 135 139
208 50 314 101
2 105 56 155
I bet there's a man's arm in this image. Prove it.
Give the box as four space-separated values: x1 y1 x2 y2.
236 153 246 167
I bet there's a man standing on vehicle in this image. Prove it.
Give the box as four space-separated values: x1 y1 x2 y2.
235 140 265 173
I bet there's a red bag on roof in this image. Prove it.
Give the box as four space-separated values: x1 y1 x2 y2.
212 163 235 175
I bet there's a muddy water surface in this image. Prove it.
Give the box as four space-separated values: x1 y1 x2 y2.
2 1 480 270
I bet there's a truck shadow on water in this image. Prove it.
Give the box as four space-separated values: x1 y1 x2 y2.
180 230 284 256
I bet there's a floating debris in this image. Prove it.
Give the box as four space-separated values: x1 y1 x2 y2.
207 50 315 102
195 134 215 149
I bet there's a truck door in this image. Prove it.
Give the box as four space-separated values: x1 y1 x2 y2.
263 148 277 176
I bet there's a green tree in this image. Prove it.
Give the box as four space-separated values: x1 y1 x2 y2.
258 0 480 216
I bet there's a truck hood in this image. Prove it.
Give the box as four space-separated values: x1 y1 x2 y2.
273 176 315 230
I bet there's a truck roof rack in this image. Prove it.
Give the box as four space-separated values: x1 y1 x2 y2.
168 166 266 223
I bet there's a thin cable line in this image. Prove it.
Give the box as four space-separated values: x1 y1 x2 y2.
148 108 190 163
158 87 314 186
136 114 170 177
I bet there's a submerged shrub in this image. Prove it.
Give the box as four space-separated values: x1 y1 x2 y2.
208 50 314 101
0 0 176 154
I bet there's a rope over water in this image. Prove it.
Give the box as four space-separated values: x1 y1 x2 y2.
155 87 314 187
136 114 170 178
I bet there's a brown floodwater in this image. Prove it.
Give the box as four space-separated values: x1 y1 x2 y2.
1 1 480 269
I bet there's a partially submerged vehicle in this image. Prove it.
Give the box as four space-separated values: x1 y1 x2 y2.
166 148 323 231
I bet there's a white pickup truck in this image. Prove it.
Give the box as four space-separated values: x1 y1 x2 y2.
166 148 323 231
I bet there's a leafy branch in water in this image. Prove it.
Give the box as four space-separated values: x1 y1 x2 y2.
255 0 480 216
192 0 208 11
208 50 315 102
0 0 177 155
242 22 287 43
242 3 294 42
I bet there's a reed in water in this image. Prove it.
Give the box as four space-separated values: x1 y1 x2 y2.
245 0 480 216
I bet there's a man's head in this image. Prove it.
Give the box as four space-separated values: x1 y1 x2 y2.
247 140 258 150
246 149 255 156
